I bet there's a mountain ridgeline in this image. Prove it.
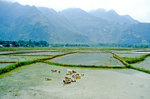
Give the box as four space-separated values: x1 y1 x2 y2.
0 0 150 44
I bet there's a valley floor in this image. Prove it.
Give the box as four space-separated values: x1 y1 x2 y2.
0 47 150 99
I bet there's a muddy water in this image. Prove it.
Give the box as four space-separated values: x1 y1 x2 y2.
0 63 150 99
50 53 124 66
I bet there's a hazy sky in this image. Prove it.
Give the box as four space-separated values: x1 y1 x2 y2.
7 0 150 22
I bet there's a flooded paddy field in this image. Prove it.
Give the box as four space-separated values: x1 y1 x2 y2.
0 50 43 55
50 53 124 67
0 56 48 62
116 53 146 58
0 50 58 55
133 57 150 70
0 63 150 99
113 50 150 58
0 48 150 99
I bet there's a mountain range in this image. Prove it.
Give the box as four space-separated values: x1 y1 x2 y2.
0 0 150 44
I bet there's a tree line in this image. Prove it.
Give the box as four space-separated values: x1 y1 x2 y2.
0 40 150 48
50 43 150 48
0 40 49 47
97 43 149 48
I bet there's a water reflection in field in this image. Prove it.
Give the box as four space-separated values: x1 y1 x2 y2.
50 53 124 66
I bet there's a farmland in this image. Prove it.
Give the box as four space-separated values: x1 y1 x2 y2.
0 47 150 99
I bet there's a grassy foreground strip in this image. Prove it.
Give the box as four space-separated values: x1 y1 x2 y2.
0 59 41 75
43 61 126 69
129 65 150 74
122 54 150 64
0 55 55 75
112 52 150 74
0 52 76 75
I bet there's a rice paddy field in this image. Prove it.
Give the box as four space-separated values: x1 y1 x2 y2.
116 53 146 58
0 47 150 99
113 50 146 58
0 56 48 62
17 52 66 55
50 53 124 67
133 57 150 70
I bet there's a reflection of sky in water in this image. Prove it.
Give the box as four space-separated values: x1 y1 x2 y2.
51 53 124 66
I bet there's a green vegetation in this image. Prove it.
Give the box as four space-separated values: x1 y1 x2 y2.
121 54 150 64
50 43 150 48
128 65 150 74
43 61 126 69
0 59 40 75
1 47 150 75
0 47 51 51
0 52 76 75
111 52 131 67
0 40 150 49
0 55 56 75
0 46 141 52
112 52 150 74
0 40 49 47
1 62 150 99
0 55 48 63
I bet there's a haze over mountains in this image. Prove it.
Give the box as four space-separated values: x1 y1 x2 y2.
0 0 150 44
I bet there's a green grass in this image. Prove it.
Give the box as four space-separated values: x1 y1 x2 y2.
1 49 150 75
0 47 50 51
0 56 56 75
121 54 150 64
0 47 142 52
0 59 40 75
111 52 131 67
43 61 126 69
111 52 150 74
0 52 76 75
128 65 150 74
